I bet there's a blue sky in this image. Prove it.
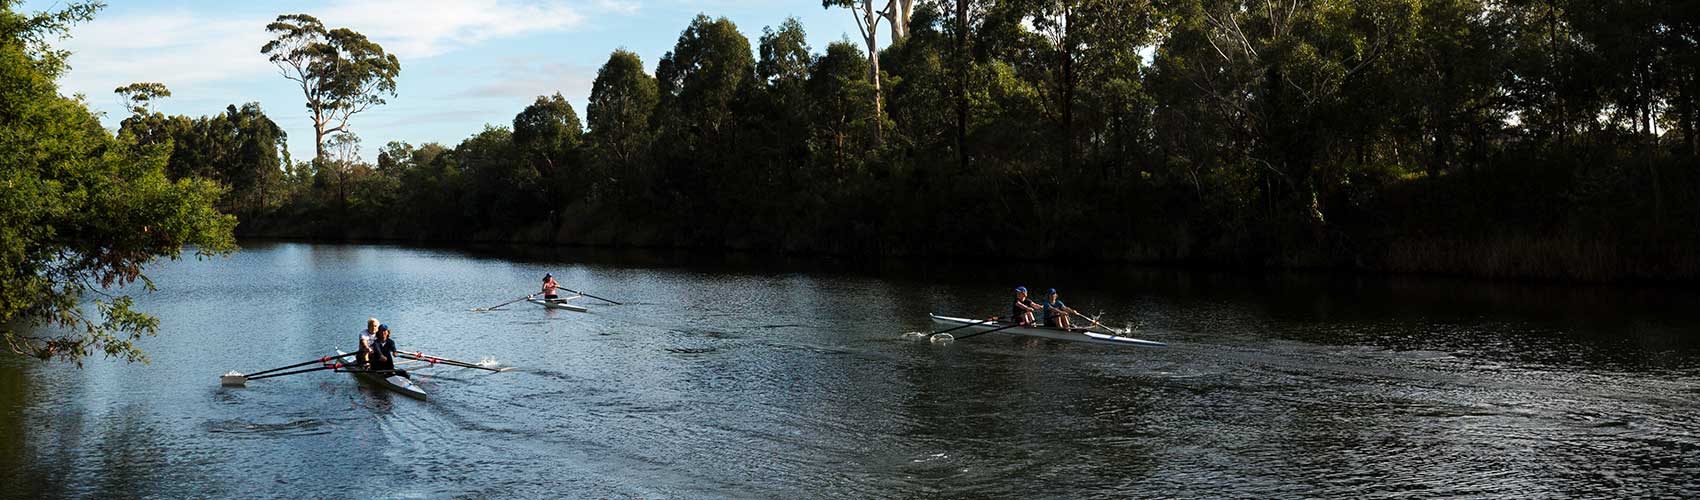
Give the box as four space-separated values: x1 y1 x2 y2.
24 0 863 162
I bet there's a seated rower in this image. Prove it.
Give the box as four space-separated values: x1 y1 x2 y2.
541 273 560 301
356 317 380 367
1041 288 1078 330
1010 286 1043 326
368 324 408 379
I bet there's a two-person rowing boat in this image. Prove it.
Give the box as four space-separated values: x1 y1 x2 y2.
930 286 1166 347
220 317 510 399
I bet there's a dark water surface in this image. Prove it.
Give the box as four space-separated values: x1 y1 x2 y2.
3 242 1697 498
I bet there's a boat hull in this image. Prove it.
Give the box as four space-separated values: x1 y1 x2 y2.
336 350 428 399
527 297 588 312
929 314 1166 347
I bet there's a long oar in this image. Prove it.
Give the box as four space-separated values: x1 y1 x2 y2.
931 316 999 337
397 351 510 372
221 354 355 385
244 363 349 381
951 321 1030 341
559 287 622 305
1071 310 1128 335
472 294 534 312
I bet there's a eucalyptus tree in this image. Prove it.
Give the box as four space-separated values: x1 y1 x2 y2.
656 15 754 146
260 13 400 163
823 0 892 144
808 41 880 174
1150 0 1412 227
752 18 814 193
654 15 755 236
114 81 170 115
512 92 583 175
586 49 658 168
513 93 585 204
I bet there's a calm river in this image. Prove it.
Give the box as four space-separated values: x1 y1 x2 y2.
2 242 1697 498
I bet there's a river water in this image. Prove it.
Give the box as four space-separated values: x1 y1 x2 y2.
2 242 1697 498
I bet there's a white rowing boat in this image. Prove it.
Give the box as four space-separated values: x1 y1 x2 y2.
335 349 428 399
526 295 588 312
929 314 1167 347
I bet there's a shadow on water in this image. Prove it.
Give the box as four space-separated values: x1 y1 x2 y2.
2 241 1696 498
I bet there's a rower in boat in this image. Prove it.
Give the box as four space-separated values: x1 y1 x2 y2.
1010 286 1043 326
356 317 380 367
1041 288 1078 330
368 324 409 379
541 273 561 301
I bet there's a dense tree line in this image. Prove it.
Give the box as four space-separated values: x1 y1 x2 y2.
137 2 1700 281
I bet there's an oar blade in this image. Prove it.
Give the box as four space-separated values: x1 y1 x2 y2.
219 371 248 386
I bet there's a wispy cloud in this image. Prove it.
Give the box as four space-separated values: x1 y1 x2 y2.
456 59 597 101
50 0 596 100
53 9 275 99
595 0 642 15
319 0 587 59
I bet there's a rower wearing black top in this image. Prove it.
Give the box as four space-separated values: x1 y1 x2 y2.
368 325 408 378
1010 286 1043 326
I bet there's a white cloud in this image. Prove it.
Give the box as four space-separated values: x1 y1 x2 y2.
595 0 642 15
457 58 597 102
49 0 595 101
319 0 588 59
53 10 275 100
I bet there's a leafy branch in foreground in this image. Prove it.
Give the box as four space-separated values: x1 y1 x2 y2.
1 1 236 365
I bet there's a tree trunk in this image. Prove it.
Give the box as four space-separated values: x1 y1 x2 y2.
313 118 327 164
865 1 884 146
955 0 968 172
885 0 907 41
1688 73 1698 156
1060 5 1074 171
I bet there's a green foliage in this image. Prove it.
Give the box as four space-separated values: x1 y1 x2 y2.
586 49 658 178
113 81 170 114
2 1 235 364
118 102 288 212
656 15 755 146
261 13 399 162
513 93 585 202
239 4 1700 281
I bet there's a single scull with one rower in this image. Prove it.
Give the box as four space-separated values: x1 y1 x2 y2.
527 294 589 312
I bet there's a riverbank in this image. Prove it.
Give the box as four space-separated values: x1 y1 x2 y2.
231 206 1700 286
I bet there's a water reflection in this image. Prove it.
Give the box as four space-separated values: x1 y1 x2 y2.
0 242 1696 498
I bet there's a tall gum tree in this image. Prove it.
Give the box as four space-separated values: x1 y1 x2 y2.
824 0 894 145
587 49 658 167
260 13 399 163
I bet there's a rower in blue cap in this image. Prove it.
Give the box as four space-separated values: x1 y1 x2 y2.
1010 286 1043 326
1041 288 1079 329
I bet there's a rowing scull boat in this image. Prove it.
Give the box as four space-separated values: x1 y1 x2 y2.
335 349 428 399
929 314 1166 347
526 295 588 312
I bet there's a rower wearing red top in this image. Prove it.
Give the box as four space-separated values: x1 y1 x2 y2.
541 273 560 300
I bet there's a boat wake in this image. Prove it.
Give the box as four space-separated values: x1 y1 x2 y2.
900 331 955 344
